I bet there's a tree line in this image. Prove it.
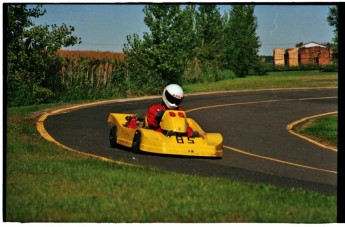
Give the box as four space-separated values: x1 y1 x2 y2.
124 5 261 93
5 4 338 107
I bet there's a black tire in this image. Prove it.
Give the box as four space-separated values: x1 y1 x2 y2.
132 131 142 153
109 126 118 148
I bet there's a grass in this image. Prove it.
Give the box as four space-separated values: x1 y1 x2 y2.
184 71 338 92
6 71 338 222
295 114 338 149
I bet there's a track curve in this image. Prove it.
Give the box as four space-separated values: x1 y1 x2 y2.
39 88 338 195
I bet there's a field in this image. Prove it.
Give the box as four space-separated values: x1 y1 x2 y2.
184 71 338 92
5 71 338 222
57 49 125 60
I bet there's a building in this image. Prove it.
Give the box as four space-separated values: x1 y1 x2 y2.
273 42 332 66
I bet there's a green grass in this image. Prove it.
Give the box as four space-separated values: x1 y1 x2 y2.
6 71 338 222
184 71 338 93
295 114 338 149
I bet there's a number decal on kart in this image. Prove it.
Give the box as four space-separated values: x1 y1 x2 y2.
176 136 184 143
188 138 195 144
176 136 194 144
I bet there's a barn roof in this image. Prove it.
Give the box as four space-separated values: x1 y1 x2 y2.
301 42 326 48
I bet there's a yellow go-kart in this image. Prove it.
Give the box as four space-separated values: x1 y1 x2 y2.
107 110 223 157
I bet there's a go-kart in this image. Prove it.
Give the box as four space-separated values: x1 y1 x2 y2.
107 110 223 157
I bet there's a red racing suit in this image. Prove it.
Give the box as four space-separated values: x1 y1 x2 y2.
146 103 193 137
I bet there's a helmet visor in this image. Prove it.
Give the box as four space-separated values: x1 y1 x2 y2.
165 90 183 106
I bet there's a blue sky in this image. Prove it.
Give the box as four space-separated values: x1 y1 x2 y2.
31 4 335 56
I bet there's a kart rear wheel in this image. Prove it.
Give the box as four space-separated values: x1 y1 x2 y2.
132 131 142 153
109 126 118 148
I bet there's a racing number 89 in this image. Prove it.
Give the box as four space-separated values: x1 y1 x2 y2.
176 136 194 144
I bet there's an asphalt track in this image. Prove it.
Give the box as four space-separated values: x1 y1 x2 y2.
40 88 338 195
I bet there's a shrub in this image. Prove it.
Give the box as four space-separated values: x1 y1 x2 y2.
183 60 236 84
256 62 338 74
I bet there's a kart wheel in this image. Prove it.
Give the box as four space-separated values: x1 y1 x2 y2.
132 131 142 153
109 126 118 148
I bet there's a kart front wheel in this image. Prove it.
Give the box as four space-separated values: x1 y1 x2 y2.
109 126 118 148
132 131 142 153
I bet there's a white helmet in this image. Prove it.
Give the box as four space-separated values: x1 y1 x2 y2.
162 84 184 109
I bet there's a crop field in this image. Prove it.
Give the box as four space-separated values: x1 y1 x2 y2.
53 50 128 101
57 50 125 60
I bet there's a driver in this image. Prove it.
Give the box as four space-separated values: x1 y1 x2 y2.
146 84 199 138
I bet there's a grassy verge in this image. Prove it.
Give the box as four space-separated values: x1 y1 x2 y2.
6 71 338 222
184 71 337 92
294 114 338 149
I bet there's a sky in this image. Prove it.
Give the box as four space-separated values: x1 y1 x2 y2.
30 4 335 56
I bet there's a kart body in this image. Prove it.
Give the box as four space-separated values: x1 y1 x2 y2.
107 110 223 157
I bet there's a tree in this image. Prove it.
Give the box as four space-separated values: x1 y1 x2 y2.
6 4 81 106
224 5 261 77
178 5 198 64
124 5 193 93
327 5 338 62
194 4 224 66
295 42 304 47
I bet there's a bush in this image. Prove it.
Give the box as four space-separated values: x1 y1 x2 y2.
217 69 237 80
183 60 236 84
256 62 338 74
320 63 338 72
